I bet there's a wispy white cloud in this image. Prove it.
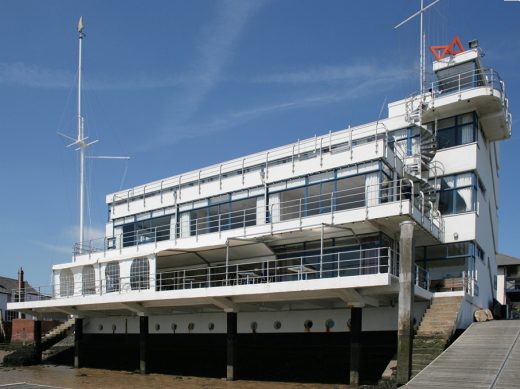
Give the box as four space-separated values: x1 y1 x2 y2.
134 61 412 152
32 224 105 256
66 225 106 242
166 71 409 142
158 0 266 127
35 241 72 255
0 62 75 89
0 61 199 90
250 64 412 85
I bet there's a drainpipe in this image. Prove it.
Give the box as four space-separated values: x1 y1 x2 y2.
17 267 25 319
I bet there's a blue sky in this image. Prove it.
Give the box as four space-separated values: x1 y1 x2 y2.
0 0 519 287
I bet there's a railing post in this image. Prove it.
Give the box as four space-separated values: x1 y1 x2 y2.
337 253 340 277
458 73 461 99
377 248 380 274
270 204 274 234
349 130 353 160
243 209 247 236
399 179 403 214
195 218 198 241
299 198 302 226
330 191 334 223
320 138 323 166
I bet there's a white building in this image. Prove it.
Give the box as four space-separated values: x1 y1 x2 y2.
8 42 512 384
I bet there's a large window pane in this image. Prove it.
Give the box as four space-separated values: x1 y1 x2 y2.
280 187 305 221
105 262 120 293
130 258 150 290
336 175 365 210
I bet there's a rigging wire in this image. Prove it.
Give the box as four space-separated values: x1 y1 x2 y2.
57 70 80 222
87 77 131 191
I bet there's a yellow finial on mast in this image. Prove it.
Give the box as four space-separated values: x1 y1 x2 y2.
77 16 84 34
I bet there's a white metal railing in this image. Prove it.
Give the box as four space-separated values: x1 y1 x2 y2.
13 247 434 302
74 178 442 257
430 68 503 98
429 67 512 135
109 123 390 207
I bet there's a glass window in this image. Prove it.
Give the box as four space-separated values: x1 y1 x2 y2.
59 269 74 298
433 173 476 215
130 258 149 290
105 262 120 293
432 112 477 150
336 175 365 210
82 265 96 295
280 187 306 221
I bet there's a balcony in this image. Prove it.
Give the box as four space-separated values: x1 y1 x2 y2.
10 247 431 313
422 68 512 141
73 178 444 261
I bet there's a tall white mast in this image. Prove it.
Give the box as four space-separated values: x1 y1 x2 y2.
58 17 129 258
77 16 86 248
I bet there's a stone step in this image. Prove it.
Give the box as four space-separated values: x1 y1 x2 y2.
413 339 447 349
421 321 456 327
426 304 461 311
425 305 460 311
412 346 444 354
412 357 438 364
421 315 458 322
416 332 452 339
418 322 454 328
424 311 460 317
412 361 430 369
431 299 463 306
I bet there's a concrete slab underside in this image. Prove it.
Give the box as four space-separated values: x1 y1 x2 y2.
405 320 520 389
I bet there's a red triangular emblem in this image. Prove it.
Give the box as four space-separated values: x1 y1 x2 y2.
430 45 449 61
446 36 465 55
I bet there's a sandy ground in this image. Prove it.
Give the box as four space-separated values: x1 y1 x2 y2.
0 365 354 389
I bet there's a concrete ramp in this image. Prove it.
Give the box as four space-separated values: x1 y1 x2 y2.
405 320 520 389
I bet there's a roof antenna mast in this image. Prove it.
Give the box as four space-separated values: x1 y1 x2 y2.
58 17 129 257
394 0 441 99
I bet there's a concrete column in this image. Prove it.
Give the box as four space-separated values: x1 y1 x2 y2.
349 307 362 386
397 221 415 385
226 312 237 381
33 320 42 364
74 318 83 368
139 316 148 374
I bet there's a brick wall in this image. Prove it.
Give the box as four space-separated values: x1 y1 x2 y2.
10 319 61 343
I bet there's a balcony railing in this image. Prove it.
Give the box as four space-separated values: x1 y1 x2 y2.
74 178 443 257
11 247 430 302
429 67 512 135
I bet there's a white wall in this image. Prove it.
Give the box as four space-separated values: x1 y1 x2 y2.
83 303 431 335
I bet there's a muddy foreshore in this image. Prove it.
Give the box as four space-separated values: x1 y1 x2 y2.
0 364 353 388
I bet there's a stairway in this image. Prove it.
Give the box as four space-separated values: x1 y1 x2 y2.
42 332 74 362
42 318 75 348
402 126 439 215
411 296 463 377
41 318 76 363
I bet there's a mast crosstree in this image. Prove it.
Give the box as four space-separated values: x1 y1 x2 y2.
395 0 441 100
